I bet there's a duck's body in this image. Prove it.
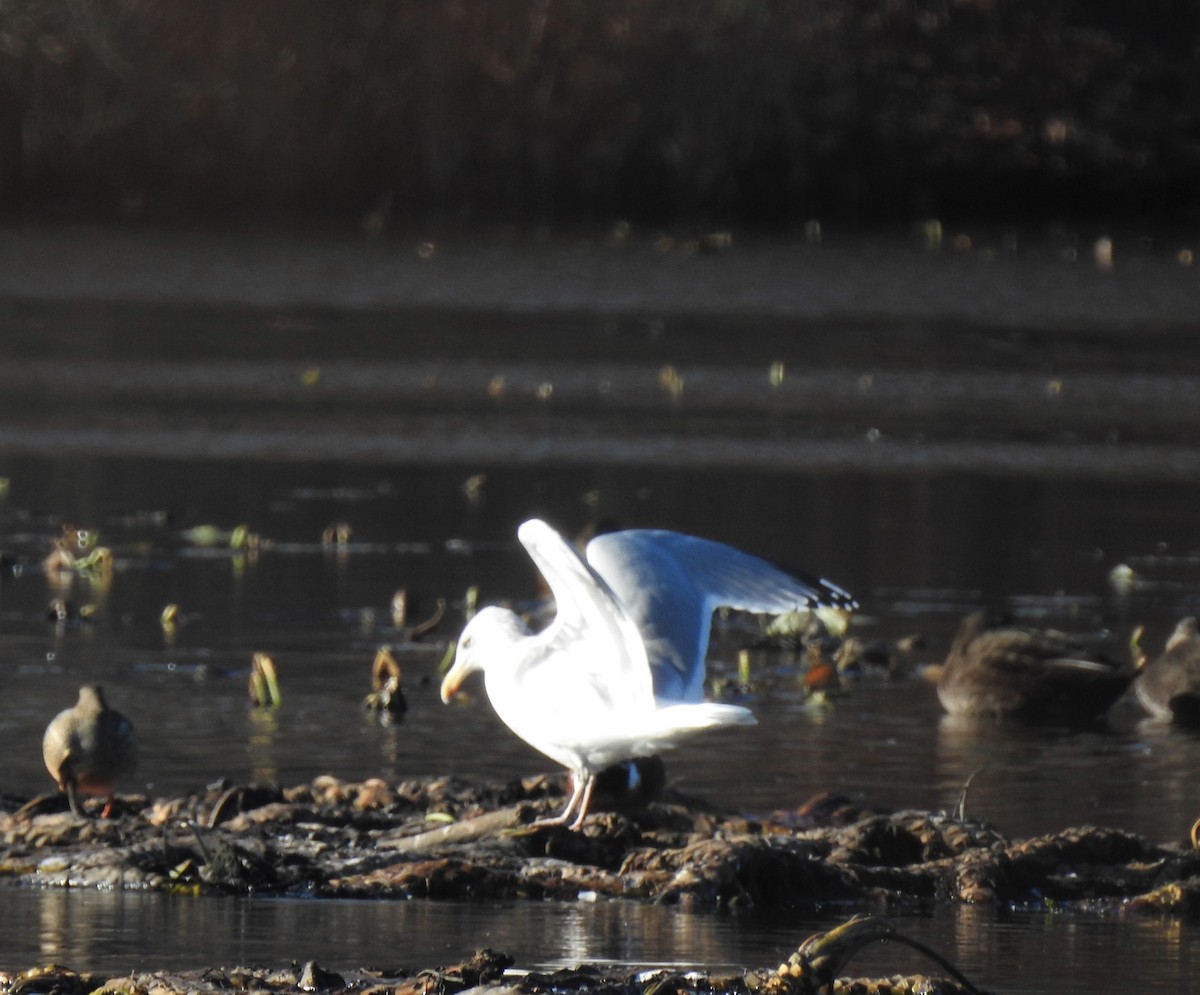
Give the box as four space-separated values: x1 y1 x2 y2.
441 518 854 828
937 611 1133 722
43 685 138 817
1134 617 1200 724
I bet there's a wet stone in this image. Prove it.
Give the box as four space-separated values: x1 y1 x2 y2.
298 961 345 991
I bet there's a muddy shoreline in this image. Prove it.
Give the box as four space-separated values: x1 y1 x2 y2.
0 944 982 995
5 773 1198 913
5 773 1195 994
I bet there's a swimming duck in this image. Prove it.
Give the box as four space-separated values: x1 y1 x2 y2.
935 611 1134 722
1133 617 1200 724
42 685 138 818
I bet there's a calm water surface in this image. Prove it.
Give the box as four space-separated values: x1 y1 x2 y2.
6 888 1200 995
1 457 1197 839
2 229 1200 991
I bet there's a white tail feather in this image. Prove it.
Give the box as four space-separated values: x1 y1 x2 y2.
652 702 756 732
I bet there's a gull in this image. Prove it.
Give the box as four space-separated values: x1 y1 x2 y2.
43 684 138 818
440 518 856 828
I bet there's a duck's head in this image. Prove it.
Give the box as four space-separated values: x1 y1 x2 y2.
1166 616 1200 655
439 606 530 702
76 684 108 713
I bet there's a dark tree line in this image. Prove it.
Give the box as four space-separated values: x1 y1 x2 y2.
1 0 1198 226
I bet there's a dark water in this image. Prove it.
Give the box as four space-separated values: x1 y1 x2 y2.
6 889 1200 995
2 456 1198 838
3 228 1200 990
9 887 1200 995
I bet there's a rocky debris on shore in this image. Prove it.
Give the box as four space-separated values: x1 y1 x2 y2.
2 773 1200 915
0 921 991 995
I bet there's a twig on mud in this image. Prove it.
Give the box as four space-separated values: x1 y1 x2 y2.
770 915 989 995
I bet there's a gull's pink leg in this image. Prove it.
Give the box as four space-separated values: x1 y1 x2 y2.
567 775 597 830
532 771 588 827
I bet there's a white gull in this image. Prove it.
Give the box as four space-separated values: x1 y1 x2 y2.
440 518 856 828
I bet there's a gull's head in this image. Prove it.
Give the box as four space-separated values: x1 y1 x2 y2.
439 606 531 703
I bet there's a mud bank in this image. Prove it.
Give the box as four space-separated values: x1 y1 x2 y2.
3 774 1199 917
0 941 985 995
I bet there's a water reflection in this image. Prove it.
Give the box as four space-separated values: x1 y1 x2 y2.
7 889 821 975
932 708 1200 842
248 708 282 785
376 722 407 782
8 888 1200 994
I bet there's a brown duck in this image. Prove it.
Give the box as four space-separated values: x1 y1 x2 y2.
1133 617 1200 724
936 611 1134 722
42 685 138 817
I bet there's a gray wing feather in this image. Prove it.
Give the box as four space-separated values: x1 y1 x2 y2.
588 529 855 703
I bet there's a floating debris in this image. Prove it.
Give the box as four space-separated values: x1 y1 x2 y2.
921 218 943 251
161 603 180 644
605 218 631 246
229 525 262 552
321 521 353 546
1108 562 1138 595
409 597 446 639
658 364 684 401
803 643 842 698
59 524 96 553
701 230 733 252
437 640 458 682
43 540 76 574
73 546 114 576
765 915 987 995
835 635 923 678
463 473 487 505
248 653 281 709
363 647 407 720
181 524 227 546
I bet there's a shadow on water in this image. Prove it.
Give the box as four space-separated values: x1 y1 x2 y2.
3 230 1200 990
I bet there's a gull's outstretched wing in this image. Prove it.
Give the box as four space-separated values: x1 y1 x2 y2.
587 529 856 703
517 519 656 713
